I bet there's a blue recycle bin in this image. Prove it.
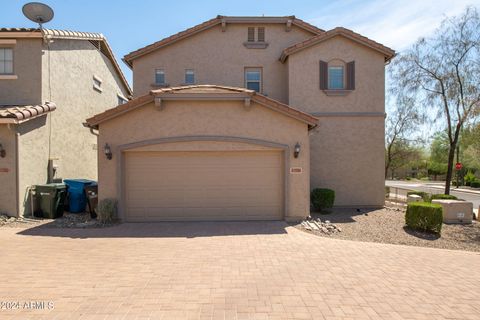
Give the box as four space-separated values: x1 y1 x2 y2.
64 179 97 213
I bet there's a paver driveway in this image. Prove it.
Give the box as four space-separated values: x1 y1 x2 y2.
1 221 479 320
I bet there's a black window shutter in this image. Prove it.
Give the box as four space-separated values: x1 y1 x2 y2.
346 61 355 90
319 60 328 90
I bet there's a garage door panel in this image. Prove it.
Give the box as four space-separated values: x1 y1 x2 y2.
124 150 284 221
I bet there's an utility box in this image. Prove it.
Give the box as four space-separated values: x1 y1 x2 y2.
431 200 473 224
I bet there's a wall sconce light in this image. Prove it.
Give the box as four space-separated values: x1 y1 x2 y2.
104 143 112 160
294 142 301 158
0 144 5 158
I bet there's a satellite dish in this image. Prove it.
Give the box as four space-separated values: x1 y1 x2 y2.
22 2 54 26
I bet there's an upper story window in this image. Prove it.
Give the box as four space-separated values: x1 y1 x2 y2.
117 94 128 105
328 66 344 89
319 60 355 94
244 27 268 49
155 69 165 85
0 48 13 74
185 69 195 84
245 68 262 92
93 75 103 93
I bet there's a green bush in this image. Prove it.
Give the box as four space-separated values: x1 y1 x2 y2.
431 194 458 200
406 191 431 202
311 188 335 211
464 171 476 186
471 180 480 188
97 198 117 224
405 202 443 234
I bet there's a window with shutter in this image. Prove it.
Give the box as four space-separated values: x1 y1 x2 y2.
257 27 265 42
319 60 328 90
247 27 255 42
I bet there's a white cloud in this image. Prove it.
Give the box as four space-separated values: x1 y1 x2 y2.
306 0 478 51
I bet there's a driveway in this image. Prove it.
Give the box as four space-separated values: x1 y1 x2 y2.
1 222 480 320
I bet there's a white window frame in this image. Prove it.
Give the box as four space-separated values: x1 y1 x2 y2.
327 65 345 90
0 47 14 75
245 67 262 93
93 75 103 93
155 69 165 85
117 94 128 105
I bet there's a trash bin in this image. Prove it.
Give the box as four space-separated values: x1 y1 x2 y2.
64 179 96 213
33 183 67 219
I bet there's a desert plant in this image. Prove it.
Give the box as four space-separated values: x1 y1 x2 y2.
311 188 335 212
464 171 476 186
431 194 458 200
385 186 390 198
405 202 443 234
97 198 117 224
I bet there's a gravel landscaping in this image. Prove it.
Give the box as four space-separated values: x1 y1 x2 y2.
295 205 480 252
0 212 117 229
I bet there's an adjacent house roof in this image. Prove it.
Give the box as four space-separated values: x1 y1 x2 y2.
0 28 132 96
280 27 395 63
85 85 318 129
0 102 56 124
123 16 324 67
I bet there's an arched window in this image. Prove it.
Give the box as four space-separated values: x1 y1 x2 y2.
319 59 355 91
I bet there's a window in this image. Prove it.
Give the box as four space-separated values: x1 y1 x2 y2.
247 27 255 42
185 69 195 84
257 27 265 42
328 66 344 90
245 68 262 92
155 69 165 85
93 75 102 92
0 48 13 74
118 95 127 105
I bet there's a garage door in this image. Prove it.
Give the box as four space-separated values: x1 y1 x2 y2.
124 150 284 221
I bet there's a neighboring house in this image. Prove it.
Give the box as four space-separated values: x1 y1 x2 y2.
86 15 395 222
0 28 131 217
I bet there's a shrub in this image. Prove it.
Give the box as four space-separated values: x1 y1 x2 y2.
97 198 117 224
311 188 335 212
471 180 480 188
406 191 431 202
431 194 458 200
385 186 390 198
405 202 443 234
464 171 476 186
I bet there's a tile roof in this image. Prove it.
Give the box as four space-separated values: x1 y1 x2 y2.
280 27 396 63
0 102 56 123
0 28 131 95
85 85 318 128
123 16 324 67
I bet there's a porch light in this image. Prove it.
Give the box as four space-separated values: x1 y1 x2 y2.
0 144 5 158
104 143 112 160
294 142 301 158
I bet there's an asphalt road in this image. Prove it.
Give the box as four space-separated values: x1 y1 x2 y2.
386 180 480 209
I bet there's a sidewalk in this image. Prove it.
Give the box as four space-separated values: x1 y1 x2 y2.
425 184 480 195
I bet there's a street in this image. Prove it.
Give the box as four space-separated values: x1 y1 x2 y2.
386 180 480 210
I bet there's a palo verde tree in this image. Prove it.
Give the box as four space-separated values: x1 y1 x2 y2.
391 7 480 194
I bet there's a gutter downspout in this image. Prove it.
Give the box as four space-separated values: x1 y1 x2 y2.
7 123 20 217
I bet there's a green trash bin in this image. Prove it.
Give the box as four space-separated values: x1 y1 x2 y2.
33 183 67 219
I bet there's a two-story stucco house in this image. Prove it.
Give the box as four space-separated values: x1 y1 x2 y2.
0 28 131 217
86 16 395 222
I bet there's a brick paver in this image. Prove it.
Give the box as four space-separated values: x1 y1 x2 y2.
1 221 479 319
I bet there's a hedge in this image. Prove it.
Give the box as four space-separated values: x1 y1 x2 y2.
311 188 335 211
406 191 430 202
431 194 457 200
405 202 443 234
471 180 480 188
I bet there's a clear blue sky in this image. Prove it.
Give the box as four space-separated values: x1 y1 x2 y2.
2 0 478 86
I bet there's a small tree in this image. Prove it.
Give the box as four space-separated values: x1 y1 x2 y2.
390 7 480 194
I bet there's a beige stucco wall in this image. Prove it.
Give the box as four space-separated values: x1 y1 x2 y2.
40 39 130 184
0 39 43 105
17 115 50 216
132 24 314 103
0 125 17 216
97 100 311 220
287 36 386 207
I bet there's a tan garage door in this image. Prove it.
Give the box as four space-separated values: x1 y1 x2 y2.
124 150 284 221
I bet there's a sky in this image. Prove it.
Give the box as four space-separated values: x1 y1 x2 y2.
2 0 479 84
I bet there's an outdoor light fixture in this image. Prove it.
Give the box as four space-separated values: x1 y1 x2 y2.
104 143 112 160
0 144 5 158
294 142 301 158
